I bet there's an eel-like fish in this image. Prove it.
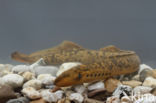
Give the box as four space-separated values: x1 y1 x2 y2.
11 41 140 87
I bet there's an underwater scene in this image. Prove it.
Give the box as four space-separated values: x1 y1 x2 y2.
0 1 156 103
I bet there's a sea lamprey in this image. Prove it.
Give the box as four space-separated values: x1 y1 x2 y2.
11 41 140 87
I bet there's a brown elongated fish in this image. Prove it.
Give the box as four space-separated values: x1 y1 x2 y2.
11 41 140 87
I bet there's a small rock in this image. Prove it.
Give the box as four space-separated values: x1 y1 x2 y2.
30 98 46 103
12 65 32 74
0 84 16 103
88 81 105 91
23 79 42 90
134 93 156 103
132 74 140 81
69 93 84 103
41 90 58 102
84 98 103 103
37 74 56 85
121 96 132 103
133 86 152 95
113 85 132 98
55 90 64 100
150 87 156 96
30 58 46 68
74 85 86 94
142 77 156 88
139 69 153 82
106 96 120 103
22 87 41 99
139 64 153 74
22 72 35 81
7 97 29 103
0 64 13 77
57 62 82 77
34 66 58 76
2 74 24 88
122 80 142 88
105 78 121 92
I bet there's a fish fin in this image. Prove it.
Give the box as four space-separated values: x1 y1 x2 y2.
100 45 120 52
11 51 35 63
58 41 84 50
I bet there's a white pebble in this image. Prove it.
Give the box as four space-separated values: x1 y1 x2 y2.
12 65 32 74
133 86 152 95
41 89 58 102
134 93 156 103
113 85 132 97
55 90 64 100
74 85 86 94
69 93 84 103
57 62 82 77
34 66 58 76
0 64 13 77
143 77 156 87
23 79 42 90
2 74 24 88
88 81 105 91
37 74 56 85
139 64 153 74
22 87 41 99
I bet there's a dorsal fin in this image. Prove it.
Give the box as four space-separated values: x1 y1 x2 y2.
100 45 120 52
58 41 84 50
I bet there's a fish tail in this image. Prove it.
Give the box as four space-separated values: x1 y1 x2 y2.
11 51 34 63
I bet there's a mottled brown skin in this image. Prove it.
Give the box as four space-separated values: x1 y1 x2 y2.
11 41 140 87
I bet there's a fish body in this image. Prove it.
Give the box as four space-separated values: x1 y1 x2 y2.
11 41 140 87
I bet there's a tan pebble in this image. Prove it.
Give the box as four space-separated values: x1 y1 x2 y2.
132 75 140 81
104 78 121 92
30 98 46 103
142 77 156 88
106 96 120 103
22 72 35 81
122 80 142 88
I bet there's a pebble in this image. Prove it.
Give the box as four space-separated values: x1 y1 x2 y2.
41 90 58 103
121 96 132 103
37 74 56 85
7 97 29 103
132 74 140 81
150 87 156 96
69 93 84 103
142 77 156 88
113 85 132 98
88 81 105 91
133 86 152 95
2 74 24 88
106 96 120 103
23 79 42 90
134 93 156 103
30 98 47 103
57 62 82 77
22 87 41 99
74 85 86 94
34 66 58 76
0 84 16 103
22 72 35 81
122 80 142 88
105 78 121 92
55 90 64 100
139 64 153 74
139 69 153 82
12 65 32 74
0 64 13 77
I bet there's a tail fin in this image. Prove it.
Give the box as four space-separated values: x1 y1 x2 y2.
11 51 34 63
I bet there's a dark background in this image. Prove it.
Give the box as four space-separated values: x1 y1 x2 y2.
0 0 156 67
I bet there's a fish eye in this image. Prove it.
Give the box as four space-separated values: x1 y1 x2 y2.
98 73 101 76
94 74 97 77
86 74 89 77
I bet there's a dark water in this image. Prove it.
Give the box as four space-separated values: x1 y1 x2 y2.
0 1 156 67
